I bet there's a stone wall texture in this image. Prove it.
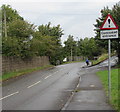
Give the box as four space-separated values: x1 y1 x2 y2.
2 56 50 73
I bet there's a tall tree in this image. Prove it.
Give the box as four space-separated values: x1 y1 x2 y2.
1 5 35 59
94 3 120 55
36 23 64 65
7 19 35 39
1 5 24 37
64 35 77 58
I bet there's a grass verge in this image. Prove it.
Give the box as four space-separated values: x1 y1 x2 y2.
0 65 53 82
92 53 108 65
92 53 116 65
97 68 119 111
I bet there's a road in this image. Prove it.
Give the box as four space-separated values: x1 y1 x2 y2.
1 56 118 110
2 62 84 110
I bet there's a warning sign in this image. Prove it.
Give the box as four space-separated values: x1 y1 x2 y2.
100 30 118 39
100 14 118 30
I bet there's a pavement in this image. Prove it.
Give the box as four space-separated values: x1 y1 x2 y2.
62 64 117 111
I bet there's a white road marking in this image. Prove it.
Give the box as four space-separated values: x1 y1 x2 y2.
27 80 41 88
77 83 80 88
90 84 95 87
44 75 52 79
0 91 19 101
54 71 59 74
80 76 82 82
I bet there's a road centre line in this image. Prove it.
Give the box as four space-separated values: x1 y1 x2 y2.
44 75 52 79
27 80 41 88
54 71 59 74
0 91 19 101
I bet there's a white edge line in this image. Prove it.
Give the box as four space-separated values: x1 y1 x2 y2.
80 76 82 82
27 81 41 88
0 91 19 101
54 71 59 74
44 75 52 79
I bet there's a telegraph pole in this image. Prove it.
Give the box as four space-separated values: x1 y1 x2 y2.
71 46 72 61
4 6 7 37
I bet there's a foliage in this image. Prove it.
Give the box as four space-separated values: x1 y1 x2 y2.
37 23 64 65
92 53 108 65
64 35 77 57
64 36 100 60
1 5 23 22
2 36 21 57
7 19 35 39
97 69 119 111
78 37 100 59
2 36 35 58
2 3 119 65
94 3 120 55
2 5 36 59
1 4 64 64
1 5 23 37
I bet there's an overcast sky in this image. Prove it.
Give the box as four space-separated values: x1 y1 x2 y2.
0 0 120 44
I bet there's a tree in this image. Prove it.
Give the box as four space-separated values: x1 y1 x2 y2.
7 19 35 39
64 35 77 59
1 5 36 59
1 5 65 64
94 3 120 55
1 5 24 37
77 37 100 59
1 5 23 23
36 23 64 65
2 36 21 57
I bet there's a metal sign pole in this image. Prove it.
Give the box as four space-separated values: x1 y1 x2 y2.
100 13 118 102
108 39 111 101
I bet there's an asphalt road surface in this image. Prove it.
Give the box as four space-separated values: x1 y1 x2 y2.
2 62 85 110
1 56 118 110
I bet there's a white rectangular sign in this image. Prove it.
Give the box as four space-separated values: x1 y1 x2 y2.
100 29 118 39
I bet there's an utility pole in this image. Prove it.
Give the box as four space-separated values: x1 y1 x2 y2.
76 37 79 60
71 46 72 61
4 6 7 37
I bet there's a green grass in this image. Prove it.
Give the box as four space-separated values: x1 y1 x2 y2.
97 68 119 111
0 65 53 82
92 53 116 65
92 53 108 65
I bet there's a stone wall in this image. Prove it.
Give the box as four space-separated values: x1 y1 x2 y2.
2 56 50 73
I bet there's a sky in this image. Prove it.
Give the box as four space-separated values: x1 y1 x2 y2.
0 0 120 44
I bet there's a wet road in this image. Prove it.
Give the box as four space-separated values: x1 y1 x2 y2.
2 62 84 110
1 56 118 110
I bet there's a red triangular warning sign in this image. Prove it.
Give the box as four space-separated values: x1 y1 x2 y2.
100 14 118 30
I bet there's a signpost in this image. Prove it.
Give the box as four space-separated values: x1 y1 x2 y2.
100 14 118 101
